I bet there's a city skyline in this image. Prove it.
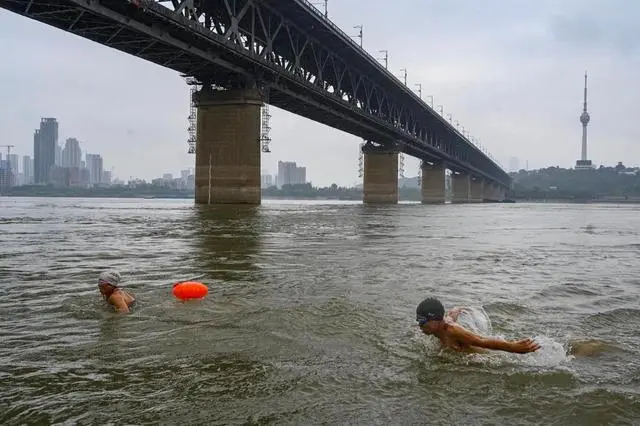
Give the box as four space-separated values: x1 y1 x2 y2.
1 0 639 186
3 116 114 187
2 118 307 184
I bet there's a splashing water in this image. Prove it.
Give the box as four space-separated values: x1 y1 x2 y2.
456 306 493 335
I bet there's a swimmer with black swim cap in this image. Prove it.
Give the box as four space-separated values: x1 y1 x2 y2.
416 297 540 354
97 270 136 313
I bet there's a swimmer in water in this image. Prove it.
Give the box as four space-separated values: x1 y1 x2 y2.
97 270 136 313
416 297 540 354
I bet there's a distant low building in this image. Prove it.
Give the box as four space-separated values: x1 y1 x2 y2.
50 166 90 188
261 173 273 188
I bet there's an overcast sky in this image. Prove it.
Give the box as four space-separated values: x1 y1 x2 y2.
0 0 638 185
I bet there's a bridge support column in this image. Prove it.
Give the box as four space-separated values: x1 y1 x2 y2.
483 183 502 202
451 173 470 203
470 178 484 203
362 142 398 204
483 182 493 201
193 86 262 205
421 163 445 204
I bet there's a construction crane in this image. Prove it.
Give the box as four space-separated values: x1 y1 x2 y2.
0 144 14 158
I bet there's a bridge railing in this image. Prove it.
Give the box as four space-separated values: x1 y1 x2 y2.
296 0 505 173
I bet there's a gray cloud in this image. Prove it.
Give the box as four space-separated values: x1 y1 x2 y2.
549 11 640 54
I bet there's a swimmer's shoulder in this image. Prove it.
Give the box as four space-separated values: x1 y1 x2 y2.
109 289 135 304
108 291 136 313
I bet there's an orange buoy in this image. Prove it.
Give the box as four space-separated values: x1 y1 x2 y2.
172 281 208 300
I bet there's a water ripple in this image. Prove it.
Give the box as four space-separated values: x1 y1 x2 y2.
1 198 639 424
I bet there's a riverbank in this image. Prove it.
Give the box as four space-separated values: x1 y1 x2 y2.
513 196 640 204
7 193 640 204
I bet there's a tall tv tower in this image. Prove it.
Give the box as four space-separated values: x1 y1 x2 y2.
576 71 593 169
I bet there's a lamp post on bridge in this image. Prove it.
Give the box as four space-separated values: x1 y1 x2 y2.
310 0 328 17
415 83 422 99
377 50 388 69
399 68 407 85
427 95 433 107
352 25 363 47
437 105 443 115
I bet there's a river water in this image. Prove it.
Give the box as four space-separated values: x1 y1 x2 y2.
1 197 639 425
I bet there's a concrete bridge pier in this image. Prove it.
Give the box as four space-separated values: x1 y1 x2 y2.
362 142 398 204
483 182 500 201
470 178 484 203
451 173 470 203
193 86 262 205
483 182 494 201
484 183 509 202
421 162 446 204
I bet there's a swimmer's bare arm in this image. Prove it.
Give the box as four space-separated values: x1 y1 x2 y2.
109 293 130 313
449 324 540 354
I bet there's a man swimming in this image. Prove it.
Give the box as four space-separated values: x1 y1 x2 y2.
416 297 540 354
97 270 136 313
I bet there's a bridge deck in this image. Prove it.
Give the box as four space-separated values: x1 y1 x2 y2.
0 0 511 186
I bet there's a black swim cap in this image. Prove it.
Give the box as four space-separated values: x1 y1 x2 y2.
416 297 445 322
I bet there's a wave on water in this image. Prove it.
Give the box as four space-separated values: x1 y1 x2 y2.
0 217 49 224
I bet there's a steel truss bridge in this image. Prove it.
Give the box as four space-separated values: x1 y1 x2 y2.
0 0 511 187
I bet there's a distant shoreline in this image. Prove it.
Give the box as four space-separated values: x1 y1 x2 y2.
513 197 640 204
4 193 640 204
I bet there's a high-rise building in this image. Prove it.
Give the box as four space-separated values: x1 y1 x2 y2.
102 170 112 185
62 138 82 168
261 173 273 188
55 144 62 166
23 155 33 185
575 72 593 170
34 117 58 184
85 153 103 185
294 166 306 185
277 161 294 188
509 157 520 173
0 160 13 192
8 154 19 175
277 161 307 188
260 168 273 188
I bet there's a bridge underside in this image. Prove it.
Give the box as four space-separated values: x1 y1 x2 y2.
0 0 512 205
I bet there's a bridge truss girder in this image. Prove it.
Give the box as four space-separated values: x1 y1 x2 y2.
0 0 511 186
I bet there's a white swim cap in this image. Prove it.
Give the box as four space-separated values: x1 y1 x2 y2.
98 270 121 286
